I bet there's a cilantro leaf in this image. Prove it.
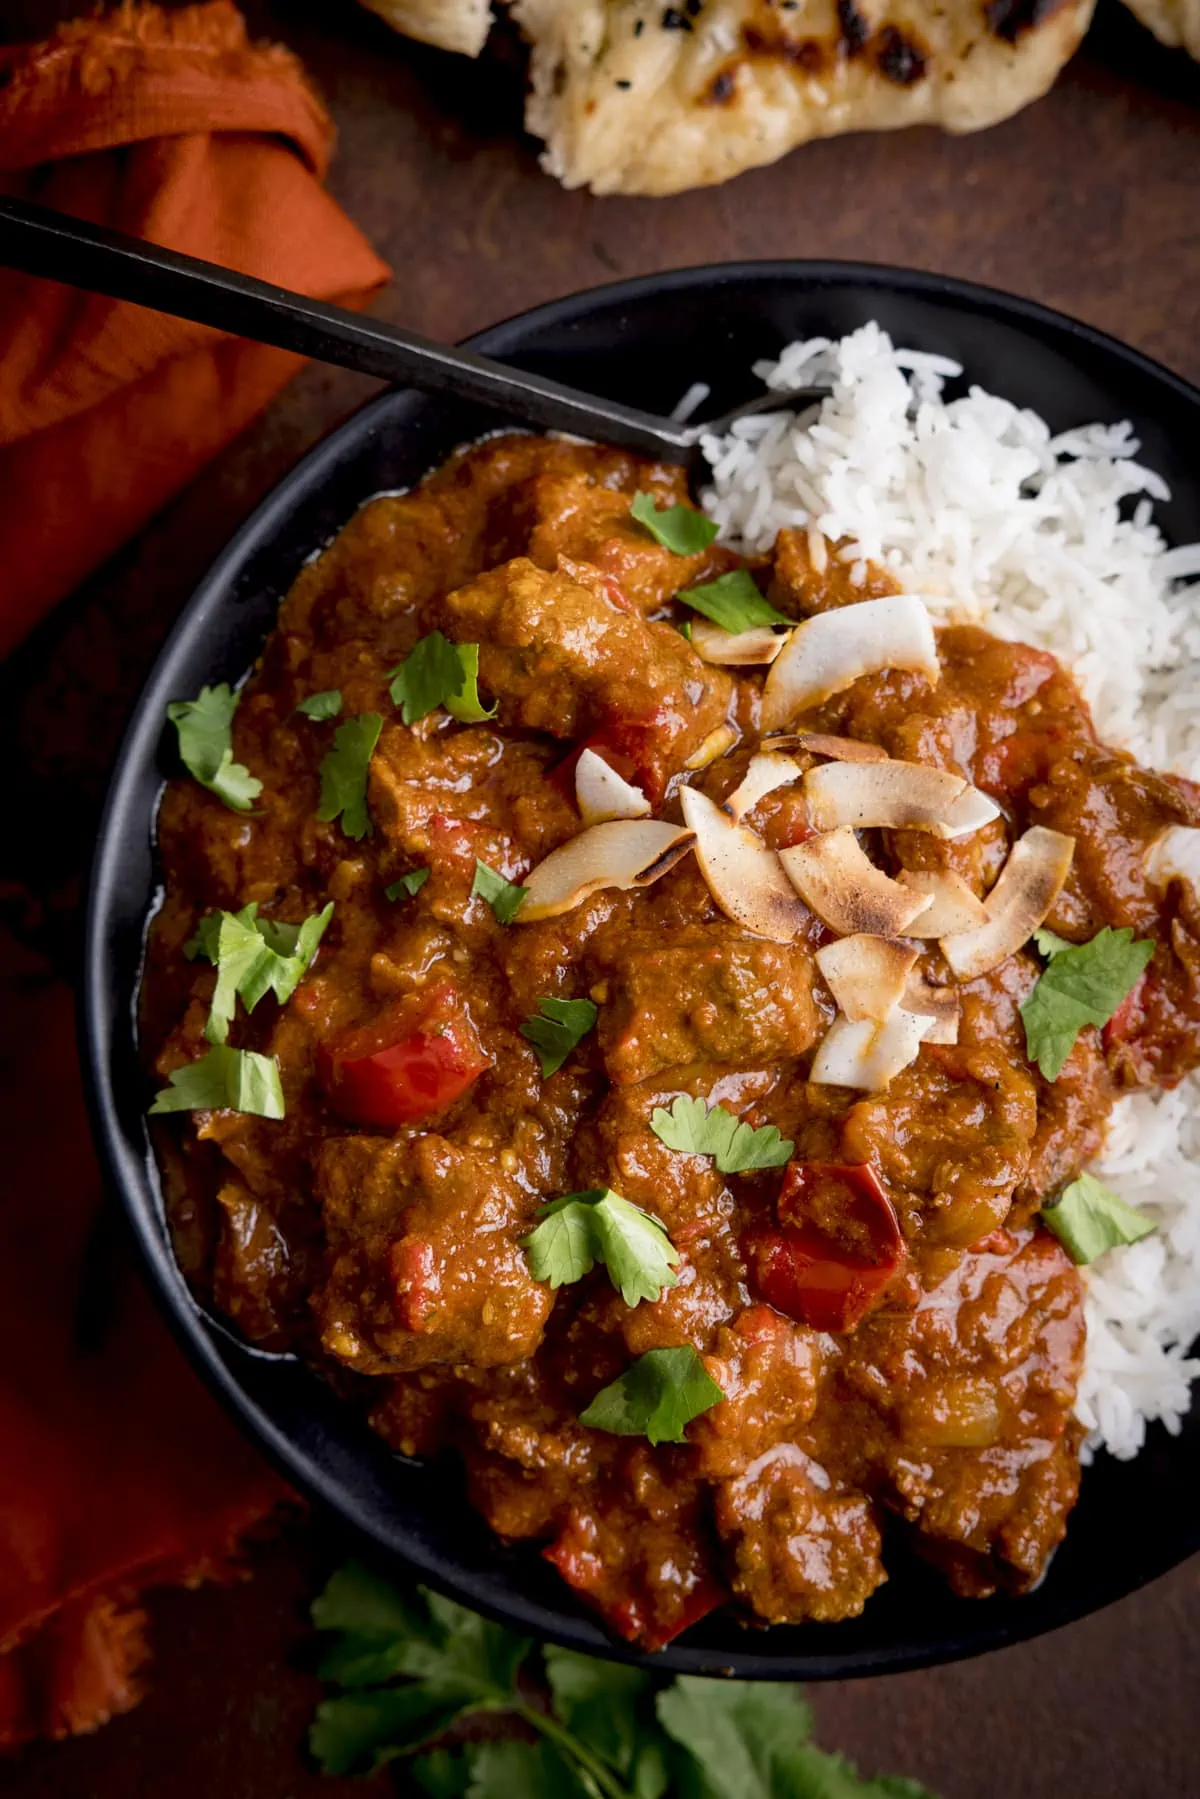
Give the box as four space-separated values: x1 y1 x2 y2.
544 1648 661 1789
1033 926 1074 957
658 1679 814 1799
524 1189 680 1307
149 1046 284 1118
446 642 497 724
580 1346 724 1445
317 712 382 840
472 859 527 924
464 1740 591 1799
389 632 494 725
677 570 790 634
310 1689 464 1775
1019 926 1154 1080
412 1750 472 1797
520 996 598 1076
386 867 431 902
650 1095 793 1175
1042 1171 1155 1265
297 689 343 720
166 683 263 813
631 491 720 555
189 901 332 1045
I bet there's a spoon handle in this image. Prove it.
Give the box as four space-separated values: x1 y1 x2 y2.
0 194 694 463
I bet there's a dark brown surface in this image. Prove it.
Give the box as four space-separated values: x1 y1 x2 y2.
2 0 1199 1790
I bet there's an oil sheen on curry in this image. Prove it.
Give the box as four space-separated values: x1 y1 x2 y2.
143 435 1200 1650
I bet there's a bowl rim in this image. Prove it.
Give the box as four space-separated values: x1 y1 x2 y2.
82 257 1200 1680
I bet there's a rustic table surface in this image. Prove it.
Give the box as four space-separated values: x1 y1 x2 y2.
3 0 1199 1793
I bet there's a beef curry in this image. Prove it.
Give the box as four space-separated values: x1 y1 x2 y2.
143 434 1200 1649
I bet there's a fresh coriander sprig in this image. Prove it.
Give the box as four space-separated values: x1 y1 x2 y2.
166 683 263 813
187 901 332 1045
297 690 343 721
385 868 431 903
677 570 790 634
580 1345 724 1445
317 713 382 841
471 859 527 923
630 491 720 555
389 632 495 726
520 996 598 1076
523 1188 680 1307
650 1095 793 1174
1042 1171 1155 1264
309 1563 939 1798
1020 926 1154 1080
150 1045 284 1119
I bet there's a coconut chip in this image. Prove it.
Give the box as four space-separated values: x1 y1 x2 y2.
761 594 939 733
940 825 1075 979
804 760 1000 840
722 752 804 824
575 747 651 825
896 868 989 936
691 619 787 667
679 786 808 943
815 935 919 1023
519 819 695 922
902 973 961 1045
779 829 934 938
810 1009 933 1091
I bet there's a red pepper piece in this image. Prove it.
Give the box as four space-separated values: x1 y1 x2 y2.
744 1161 906 1334
543 1512 725 1652
389 1236 439 1331
1103 971 1149 1050
318 981 489 1129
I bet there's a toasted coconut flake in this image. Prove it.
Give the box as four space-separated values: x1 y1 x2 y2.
815 935 918 1023
723 752 804 824
761 594 939 732
691 619 787 667
897 869 989 937
519 819 695 922
780 830 934 938
810 1009 933 1091
679 786 807 943
575 747 651 826
804 760 1001 840
770 732 890 765
902 973 961 1045
684 723 738 771
940 826 1075 979
1145 825 1200 892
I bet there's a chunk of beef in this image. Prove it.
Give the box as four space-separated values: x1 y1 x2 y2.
312 1133 551 1373
437 557 732 795
595 928 822 1085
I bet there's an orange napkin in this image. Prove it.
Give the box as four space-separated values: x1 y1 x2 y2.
0 0 389 1747
0 0 389 659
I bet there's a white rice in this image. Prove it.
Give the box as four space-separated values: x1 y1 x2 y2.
700 323 1200 1462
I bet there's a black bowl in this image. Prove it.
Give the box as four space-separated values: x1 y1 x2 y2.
83 263 1200 1679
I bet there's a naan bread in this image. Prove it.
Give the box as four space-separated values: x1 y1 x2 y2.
1121 0 1200 56
359 0 492 56
512 0 1095 195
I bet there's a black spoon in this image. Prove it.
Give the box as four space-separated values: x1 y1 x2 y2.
0 194 826 476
